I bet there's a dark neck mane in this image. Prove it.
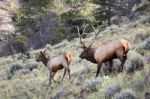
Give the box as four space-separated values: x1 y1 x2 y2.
42 57 49 66
87 48 97 63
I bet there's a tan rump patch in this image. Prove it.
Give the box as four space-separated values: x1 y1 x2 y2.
120 39 131 52
65 51 73 64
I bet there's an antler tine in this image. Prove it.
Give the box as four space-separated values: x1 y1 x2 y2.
76 26 86 48
86 24 96 48
91 24 100 39
88 24 101 48
82 24 88 35
43 49 47 54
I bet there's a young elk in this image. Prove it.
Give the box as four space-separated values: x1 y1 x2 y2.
36 50 73 85
77 26 131 77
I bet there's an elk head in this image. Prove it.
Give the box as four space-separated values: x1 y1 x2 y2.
79 43 94 59
77 24 97 60
36 49 47 62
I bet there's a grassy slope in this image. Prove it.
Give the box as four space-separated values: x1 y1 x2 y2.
0 7 150 99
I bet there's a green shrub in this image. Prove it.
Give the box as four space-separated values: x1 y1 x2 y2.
12 10 24 24
12 35 28 54
61 9 81 19
50 24 66 44
25 0 51 7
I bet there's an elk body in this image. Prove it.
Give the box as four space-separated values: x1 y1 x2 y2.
36 50 72 85
77 26 131 77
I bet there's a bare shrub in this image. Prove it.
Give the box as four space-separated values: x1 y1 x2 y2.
112 89 138 99
144 37 150 50
134 33 150 43
81 78 102 93
133 75 150 92
125 51 144 74
105 84 121 99
7 60 38 78
52 90 72 99
135 37 150 55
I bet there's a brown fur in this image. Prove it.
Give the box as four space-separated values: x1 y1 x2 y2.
36 50 73 86
79 39 131 77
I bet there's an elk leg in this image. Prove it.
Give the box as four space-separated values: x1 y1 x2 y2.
96 63 102 78
119 56 126 72
63 62 71 80
120 56 127 71
116 50 125 72
109 60 113 73
52 72 56 82
67 68 71 80
61 69 66 81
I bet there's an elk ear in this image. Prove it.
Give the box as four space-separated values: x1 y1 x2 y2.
40 51 43 54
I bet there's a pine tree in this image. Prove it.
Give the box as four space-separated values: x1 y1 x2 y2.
93 0 142 26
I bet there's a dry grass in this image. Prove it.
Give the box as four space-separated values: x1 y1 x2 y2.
0 15 150 98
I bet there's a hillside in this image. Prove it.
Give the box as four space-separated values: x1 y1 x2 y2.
0 0 150 99
0 14 150 99
0 0 20 57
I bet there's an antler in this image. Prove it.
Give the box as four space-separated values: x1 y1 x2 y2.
43 49 47 54
76 26 87 48
77 24 102 48
88 24 103 48
91 24 101 39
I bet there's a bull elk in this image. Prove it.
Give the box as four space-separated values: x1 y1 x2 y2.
77 25 131 77
36 50 73 86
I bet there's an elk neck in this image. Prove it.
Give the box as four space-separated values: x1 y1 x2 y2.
41 56 49 66
87 48 97 63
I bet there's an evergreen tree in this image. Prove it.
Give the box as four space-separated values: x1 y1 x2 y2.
93 0 142 26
